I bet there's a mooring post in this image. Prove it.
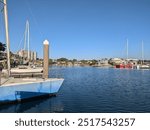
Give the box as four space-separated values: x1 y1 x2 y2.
43 40 49 79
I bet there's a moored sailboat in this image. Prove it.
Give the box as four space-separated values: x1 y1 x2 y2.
115 39 133 69
0 0 64 104
139 41 150 69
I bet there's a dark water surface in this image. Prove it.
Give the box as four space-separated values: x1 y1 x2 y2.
0 67 150 113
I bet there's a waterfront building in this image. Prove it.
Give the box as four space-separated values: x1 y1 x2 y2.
126 59 139 65
109 58 124 65
17 50 37 61
33 52 37 61
99 59 109 64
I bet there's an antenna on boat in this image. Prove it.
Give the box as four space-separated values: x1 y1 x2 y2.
3 0 10 76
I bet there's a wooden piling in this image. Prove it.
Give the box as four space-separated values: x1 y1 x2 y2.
43 40 49 79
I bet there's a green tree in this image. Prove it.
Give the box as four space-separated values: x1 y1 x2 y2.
91 59 98 65
80 60 87 64
49 59 53 65
57 58 68 62
0 42 6 52
73 59 77 62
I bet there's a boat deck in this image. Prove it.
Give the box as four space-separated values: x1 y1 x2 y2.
2 68 43 78
1 77 63 87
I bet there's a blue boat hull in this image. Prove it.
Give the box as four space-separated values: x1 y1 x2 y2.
0 79 64 104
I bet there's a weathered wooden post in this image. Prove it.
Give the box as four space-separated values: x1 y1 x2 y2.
43 40 49 79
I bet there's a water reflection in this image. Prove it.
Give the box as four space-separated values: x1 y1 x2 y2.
0 96 64 113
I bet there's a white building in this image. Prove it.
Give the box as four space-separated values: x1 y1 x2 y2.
17 50 37 61
109 58 124 65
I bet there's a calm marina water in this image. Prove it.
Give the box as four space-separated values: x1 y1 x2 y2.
0 66 150 113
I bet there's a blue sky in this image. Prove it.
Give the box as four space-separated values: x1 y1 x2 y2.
0 0 150 59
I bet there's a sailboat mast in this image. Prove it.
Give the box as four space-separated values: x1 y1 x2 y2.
24 20 30 60
27 20 30 60
24 22 27 50
126 39 128 60
142 40 144 64
3 0 10 76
